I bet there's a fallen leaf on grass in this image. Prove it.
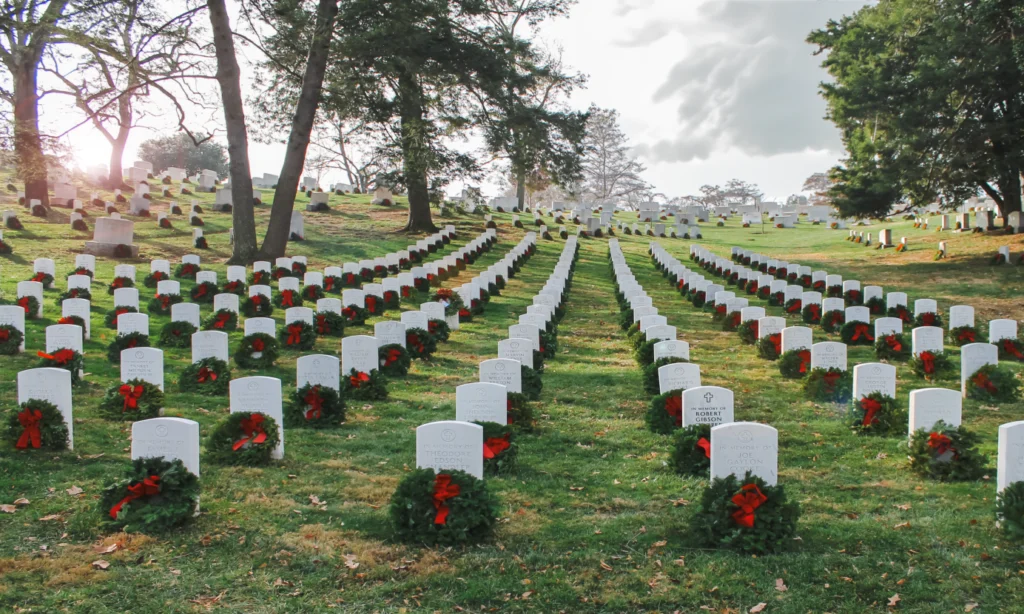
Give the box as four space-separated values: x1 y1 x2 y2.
965 603 978 612
39 514 62 522
894 522 911 530
600 560 613 571
14 498 29 506
775 578 788 592
272 578 293 587
0 505 16 514
895 504 911 511
94 543 120 554
92 560 110 570
750 602 768 613
888 594 900 608
66 486 83 496
343 554 359 570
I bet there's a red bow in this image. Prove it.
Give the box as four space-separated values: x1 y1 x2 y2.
860 397 881 426
251 338 265 352
119 384 144 413
286 323 304 345
112 278 125 289
432 474 460 525
847 290 860 302
350 371 371 388
407 333 425 354
971 371 998 394
109 475 161 519
787 300 802 313
483 434 511 459
664 395 683 427
324 278 334 291
920 351 936 374
895 307 911 323
58 316 75 325
1002 339 1023 360
401 286 411 298
37 349 75 365
152 272 166 282
344 273 356 285
459 309 471 318
342 307 356 320
731 483 768 528
15 407 43 449
798 350 811 373
233 414 268 450
31 272 47 283
253 272 265 284
928 432 954 456
213 312 232 329
807 304 821 321
920 312 936 326
366 296 377 313
383 348 402 366
304 386 324 420
195 284 208 298
822 371 841 391
157 295 171 310
17 296 31 313
197 367 217 383
957 329 976 343
183 264 197 276
250 295 265 311
769 333 782 356
851 323 873 342
730 312 741 328
885 335 902 352
716 304 726 315
0 328 8 342
281 290 295 307
696 437 711 458
315 314 330 335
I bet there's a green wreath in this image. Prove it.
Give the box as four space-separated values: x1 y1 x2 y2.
222 280 247 296
323 276 344 294
802 303 822 324
874 334 910 362
178 358 231 396
174 263 200 280
721 310 742 332
285 384 346 429
914 312 943 328
783 299 803 317
15 295 40 319
235 333 279 369
778 349 811 379
670 424 712 477
6 399 68 451
314 311 346 337
646 389 682 435
57 315 86 330
158 320 196 348
428 319 450 342
839 321 875 346
378 344 412 377
626 322 644 350
291 261 307 276
737 319 759 345
247 270 269 286
241 294 274 318
521 365 543 401
107 277 135 295
203 309 238 331
821 310 845 333
302 284 325 303
28 272 54 288
405 328 437 359
474 421 518 476
965 364 1021 402
342 304 369 326
342 368 389 400
36 348 84 385
205 411 281 466
189 281 218 304
865 297 886 316
147 293 183 316
803 367 851 403
996 481 1024 540
0 238 12 254
143 272 169 288
272 266 293 281
99 457 199 533
755 334 782 360
642 357 688 396
383 290 401 310
0 324 23 355
539 329 557 358
843 289 863 306
768 291 784 308
617 307 634 332
507 394 534 430
949 326 981 347
634 338 658 367
689 289 707 308
389 468 498 546
278 321 317 351
99 379 165 421
273 289 303 309
432 289 465 317
887 305 913 324
850 391 903 436
997 338 1024 361
56 287 91 305
908 422 986 481
104 306 138 329
909 351 952 380
106 332 150 363
689 472 800 555
826 285 842 298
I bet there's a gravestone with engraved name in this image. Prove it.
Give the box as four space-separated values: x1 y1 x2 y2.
908 388 961 437
121 347 165 391
710 422 778 485
230 377 284 459
19 368 74 448
296 354 341 390
416 421 484 479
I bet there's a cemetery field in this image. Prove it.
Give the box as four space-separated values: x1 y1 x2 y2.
2 194 1024 613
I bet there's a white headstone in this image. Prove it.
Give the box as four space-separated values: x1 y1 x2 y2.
117 312 149 336
18 368 73 449
658 362 701 394
296 354 341 391
912 326 945 356
131 418 200 477
171 303 201 328
455 382 507 424
61 298 91 340
479 358 522 395
998 421 1024 493
654 339 690 362
416 421 484 479
498 338 534 369
908 388 961 436
960 343 999 398
948 305 975 329
0 306 26 351
342 335 379 374
989 319 1019 343
852 362 896 400
191 330 229 363
683 386 734 427
710 422 778 485
121 347 164 391
811 341 847 371
46 324 83 354
229 376 284 459
780 326 813 353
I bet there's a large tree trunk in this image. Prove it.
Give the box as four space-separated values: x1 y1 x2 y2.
399 72 437 233
208 0 258 264
515 169 526 211
258 0 339 259
13 61 48 207
996 172 1022 226
107 125 130 190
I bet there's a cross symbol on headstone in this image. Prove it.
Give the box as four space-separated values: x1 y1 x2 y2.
704 392 714 403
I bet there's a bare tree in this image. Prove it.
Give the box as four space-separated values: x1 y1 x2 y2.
802 171 833 205
308 113 391 194
579 105 650 206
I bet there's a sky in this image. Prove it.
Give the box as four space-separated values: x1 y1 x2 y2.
53 0 869 203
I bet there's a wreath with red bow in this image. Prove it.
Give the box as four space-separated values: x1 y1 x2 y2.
156 320 196 348
737 319 759 345
323 275 343 293
248 270 269 285
802 303 822 324
28 271 53 288
314 311 346 337
783 298 803 316
336 271 359 289
641 357 688 396
147 292 182 316
874 333 910 362
383 290 401 310
646 389 683 435
909 350 952 380
107 276 135 294
53 287 91 307
997 338 1024 361
99 379 164 421
843 289 863 306
949 326 981 347
691 472 799 554
427 318 450 342
99 457 199 533
720 310 743 332
826 284 842 298
913 311 943 328
803 367 851 403
291 261 307 276
389 468 497 546
850 392 902 435
634 337 661 368
840 321 875 346
285 383 346 429
690 288 709 308
6 399 68 451
241 294 274 318
0 237 12 254
301 284 324 303
366 293 386 316
865 297 885 316
189 281 218 304
342 304 369 326
56 315 86 330
203 309 238 331
405 327 437 359
178 357 231 395
821 309 845 334
278 320 316 351
744 281 757 296
3 215 20 230
378 344 411 376
341 368 388 401
0 324 24 355
272 266 293 280
206 411 281 466
756 333 782 361
272 288 304 309
908 421 986 481
36 348 84 384
432 288 465 318
143 271 168 288
235 333 279 369
106 331 150 363
474 421 517 475
218 280 245 298
778 349 812 379
670 423 711 477
359 267 373 282
414 276 431 292
174 262 200 280
965 364 1021 402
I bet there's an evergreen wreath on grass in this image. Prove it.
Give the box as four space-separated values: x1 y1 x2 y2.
888 305 912 324
778 349 811 379
378 344 412 376
279 320 316 351
322 275 343 294
189 281 218 303
28 271 53 287
342 368 388 400
174 262 200 280
314 311 345 337
203 309 238 331
0 237 12 254
950 325 981 347
690 472 799 555
405 328 437 359
55 285 92 306
850 392 903 436
273 288 303 309
147 293 182 316
383 290 400 309
866 297 886 316
291 261 307 276
690 289 707 308
285 384 346 428
506 394 534 429
106 332 150 363
908 422 986 481
996 481 1024 540
997 338 1024 361
342 304 369 326
721 310 743 332
428 318 450 342
390 468 498 546
107 276 134 294
843 289 862 306
965 364 1021 402
99 379 164 421
178 358 230 396
205 411 281 466
3 215 21 230
100 457 199 533
874 333 910 361
0 324 24 355
914 311 942 328
756 333 782 360
821 309 845 333
784 298 803 316
365 294 385 316
36 348 83 384
670 423 711 477
57 315 86 329
248 270 269 286
840 321 874 346
15 295 39 319
521 365 543 401
143 271 168 288
803 367 851 403
159 320 196 348
634 338 661 367
768 291 785 307
909 351 952 380
802 303 822 324
241 294 274 318
618 308 635 331
756 286 770 301
827 284 842 298
302 284 325 303
235 333 279 369
272 266 293 280
646 389 683 435
7 399 68 451
738 319 759 345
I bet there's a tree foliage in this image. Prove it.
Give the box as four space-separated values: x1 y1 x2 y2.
138 132 228 176
578 105 650 205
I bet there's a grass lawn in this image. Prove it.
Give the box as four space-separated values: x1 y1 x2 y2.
2 184 1024 613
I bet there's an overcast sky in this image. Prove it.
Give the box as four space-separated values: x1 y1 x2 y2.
55 0 867 202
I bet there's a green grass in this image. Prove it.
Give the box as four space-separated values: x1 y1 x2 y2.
1 186 1024 613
